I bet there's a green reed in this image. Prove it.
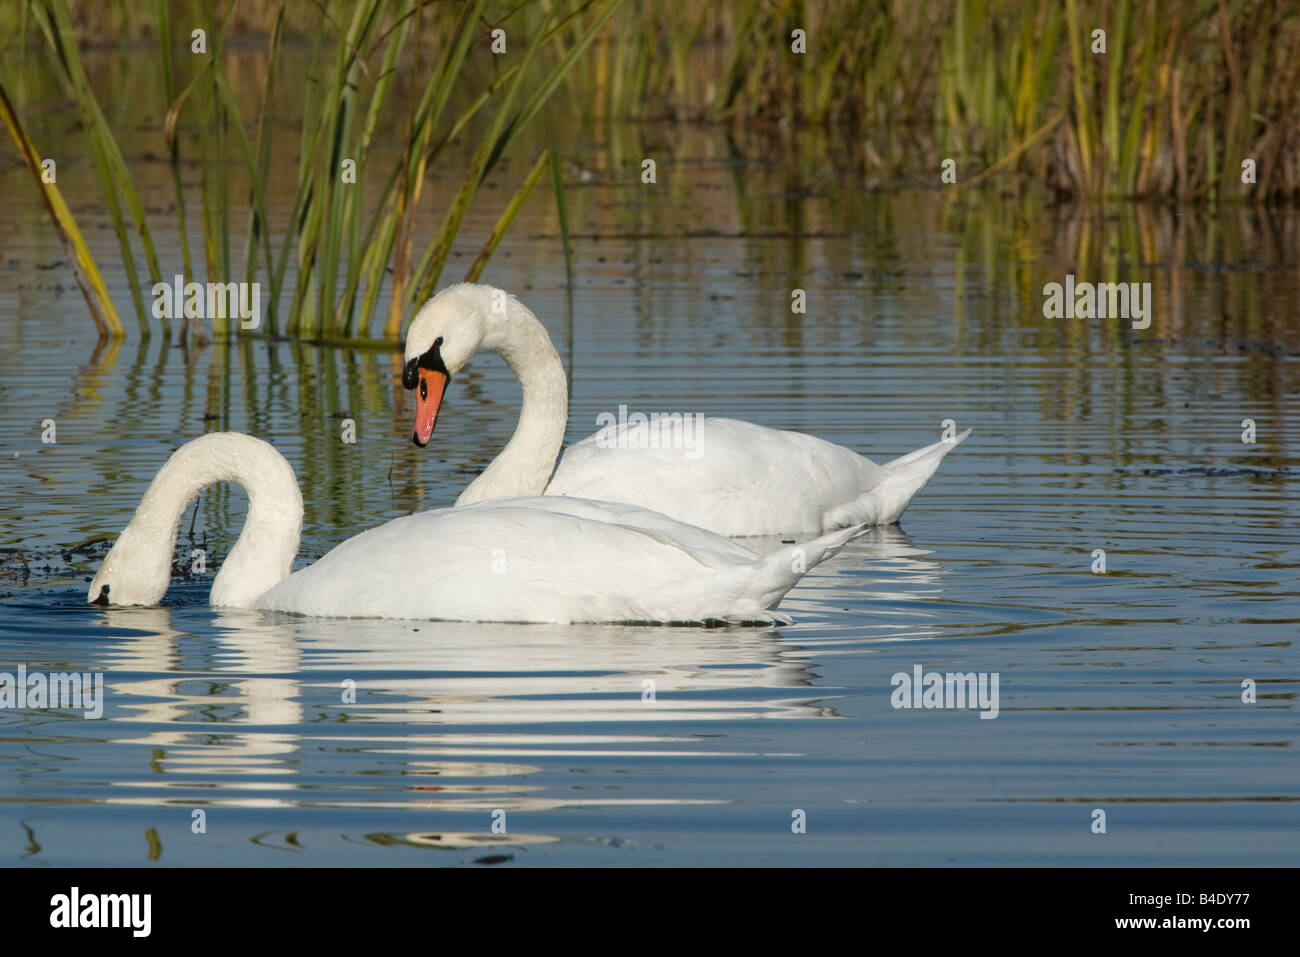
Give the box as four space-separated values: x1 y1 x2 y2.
2 0 621 342
582 0 1299 202
3 0 1298 346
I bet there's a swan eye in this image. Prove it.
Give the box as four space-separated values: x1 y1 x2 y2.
402 337 450 390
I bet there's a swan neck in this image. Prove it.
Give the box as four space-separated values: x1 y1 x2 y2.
103 434 303 607
457 298 568 504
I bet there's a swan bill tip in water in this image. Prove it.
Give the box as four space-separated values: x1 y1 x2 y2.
87 524 175 607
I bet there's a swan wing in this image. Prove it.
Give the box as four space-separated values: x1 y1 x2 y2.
547 417 891 535
257 496 851 623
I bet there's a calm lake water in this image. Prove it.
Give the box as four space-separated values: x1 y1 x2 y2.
1 58 1298 864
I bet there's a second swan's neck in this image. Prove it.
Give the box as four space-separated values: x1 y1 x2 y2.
107 433 303 607
455 296 569 505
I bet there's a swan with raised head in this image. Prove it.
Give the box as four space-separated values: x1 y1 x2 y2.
87 432 859 623
403 284 970 537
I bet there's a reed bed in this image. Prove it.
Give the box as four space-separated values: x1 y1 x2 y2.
2 0 613 341
2 0 1296 341
586 0 1300 202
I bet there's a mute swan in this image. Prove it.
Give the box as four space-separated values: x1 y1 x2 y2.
404 284 970 536
87 432 860 623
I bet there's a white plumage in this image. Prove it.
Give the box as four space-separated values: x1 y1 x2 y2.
258 496 859 623
404 284 969 535
89 433 859 623
549 417 970 535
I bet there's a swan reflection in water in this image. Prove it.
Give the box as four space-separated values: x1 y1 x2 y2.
90 608 821 828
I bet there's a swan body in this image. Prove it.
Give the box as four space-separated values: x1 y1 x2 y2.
548 417 968 536
403 283 969 536
89 433 858 623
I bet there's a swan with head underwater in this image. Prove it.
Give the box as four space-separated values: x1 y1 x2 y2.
404 283 971 536
86 431 861 623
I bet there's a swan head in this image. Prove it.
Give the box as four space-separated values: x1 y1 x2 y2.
403 284 512 446
87 524 172 606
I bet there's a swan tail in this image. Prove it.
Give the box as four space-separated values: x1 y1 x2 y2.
824 427 972 528
735 523 866 618
880 426 972 471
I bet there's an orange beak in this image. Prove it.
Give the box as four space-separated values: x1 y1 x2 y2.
412 368 449 447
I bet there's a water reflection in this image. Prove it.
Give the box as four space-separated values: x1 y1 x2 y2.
80 606 843 834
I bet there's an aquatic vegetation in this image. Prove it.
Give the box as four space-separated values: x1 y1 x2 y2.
1 0 611 341
590 0 1300 202
1 0 1294 343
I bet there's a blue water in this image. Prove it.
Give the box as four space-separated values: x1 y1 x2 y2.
1 129 1298 865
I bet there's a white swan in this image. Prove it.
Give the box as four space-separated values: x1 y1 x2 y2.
403 284 970 536
87 432 860 623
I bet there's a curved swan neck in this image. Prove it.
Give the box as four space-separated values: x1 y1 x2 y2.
456 294 569 505
92 433 303 607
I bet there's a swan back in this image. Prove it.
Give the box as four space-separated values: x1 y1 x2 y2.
257 496 859 624
548 418 888 535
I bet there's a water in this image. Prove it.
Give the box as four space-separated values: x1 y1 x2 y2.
1 90 1298 864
